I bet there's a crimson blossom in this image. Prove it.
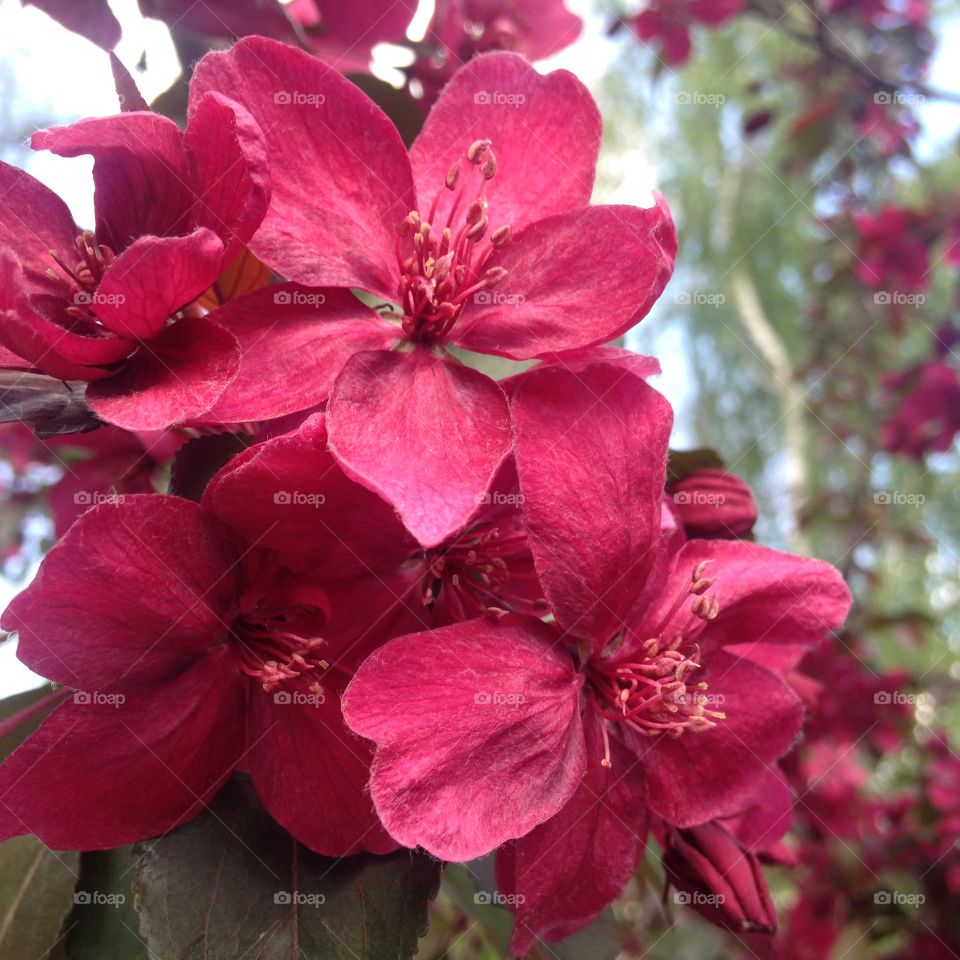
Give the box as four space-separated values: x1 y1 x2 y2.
0 95 272 430
189 40 676 546
342 361 851 952
628 0 744 66
0 418 416 856
411 0 583 104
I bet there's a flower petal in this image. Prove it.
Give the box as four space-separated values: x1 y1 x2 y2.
1 495 237 690
512 362 672 644
342 615 585 861
453 198 677 359
0 162 78 297
0 646 244 850
195 285 398 424
327 349 512 547
32 113 194 251
184 92 271 262
0 253 132 379
189 36 414 298
499 719 648 955
246 687 396 856
86 317 241 430
203 413 413 578
641 652 804 826
410 52 600 233
641 539 853 654
25 0 121 49
96 228 225 340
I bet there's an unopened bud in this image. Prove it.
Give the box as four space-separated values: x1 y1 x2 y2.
666 469 758 539
663 822 777 935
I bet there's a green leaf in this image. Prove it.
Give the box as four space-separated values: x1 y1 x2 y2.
135 777 440 960
666 448 727 483
64 848 149 960
168 434 251 501
0 684 59 760
0 837 79 960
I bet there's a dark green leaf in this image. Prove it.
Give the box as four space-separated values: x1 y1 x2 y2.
168 434 251 501
65 848 148 960
0 837 79 960
135 777 440 960
0 683 59 761
666 448 727 483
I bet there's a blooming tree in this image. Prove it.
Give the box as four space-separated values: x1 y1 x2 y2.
0 1 955 959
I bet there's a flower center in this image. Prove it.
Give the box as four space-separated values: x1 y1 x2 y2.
395 139 512 343
421 514 544 619
229 558 331 697
589 561 725 765
46 232 115 328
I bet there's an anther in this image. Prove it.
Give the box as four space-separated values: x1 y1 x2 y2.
467 139 491 163
445 160 461 190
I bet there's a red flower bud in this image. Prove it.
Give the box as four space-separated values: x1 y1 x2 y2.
663 822 777 935
666 468 758 539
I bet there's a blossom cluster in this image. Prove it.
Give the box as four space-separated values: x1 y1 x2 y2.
0 38 853 952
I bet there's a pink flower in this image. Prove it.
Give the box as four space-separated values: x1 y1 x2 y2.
630 0 744 66
0 423 414 854
342 362 851 951
0 96 271 430
411 0 582 104
203 417 544 628
853 206 931 293
190 40 677 545
879 359 960 458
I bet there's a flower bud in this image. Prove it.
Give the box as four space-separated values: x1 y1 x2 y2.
666 468 758 539
663 822 777 935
